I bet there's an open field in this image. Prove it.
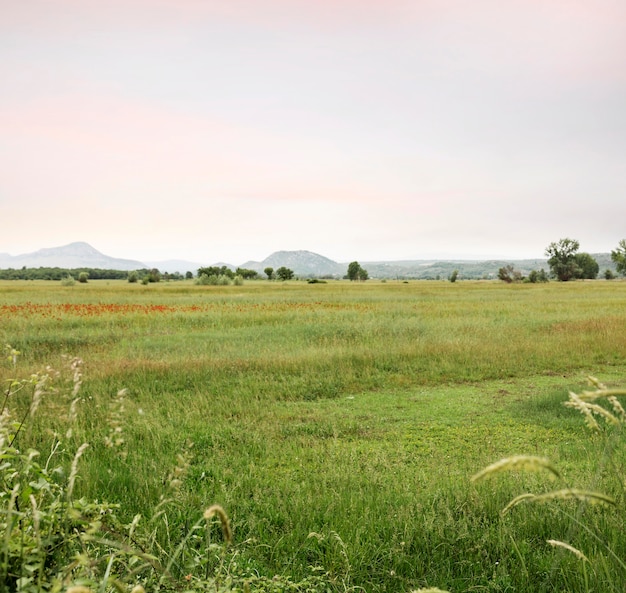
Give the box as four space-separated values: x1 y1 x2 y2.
1 279 626 592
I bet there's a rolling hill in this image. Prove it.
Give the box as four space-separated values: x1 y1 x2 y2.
0 242 618 279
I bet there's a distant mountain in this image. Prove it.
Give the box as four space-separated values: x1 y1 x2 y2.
0 242 146 271
0 243 617 279
242 250 345 277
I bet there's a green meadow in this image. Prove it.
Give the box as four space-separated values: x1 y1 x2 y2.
1 279 625 592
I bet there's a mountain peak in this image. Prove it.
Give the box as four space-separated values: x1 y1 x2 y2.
0 242 146 270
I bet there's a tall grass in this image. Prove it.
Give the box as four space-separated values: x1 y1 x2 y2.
1 279 625 591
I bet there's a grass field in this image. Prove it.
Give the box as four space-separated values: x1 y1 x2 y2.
1 279 625 592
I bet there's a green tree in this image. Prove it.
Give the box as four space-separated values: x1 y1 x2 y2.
147 268 161 283
276 266 294 281
264 267 274 280
236 268 259 279
185 271 193 280
611 239 626 276
449 269 459 283
498 265 522 283
574 252 599 279
347 261 368 281
198 266 234 279
78 271 89 283
545 238 580 281
605 269 616 280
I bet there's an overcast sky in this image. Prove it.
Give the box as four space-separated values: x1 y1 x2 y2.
2 0 625 265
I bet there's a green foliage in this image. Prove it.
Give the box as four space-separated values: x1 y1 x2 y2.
236 268 259 280
346 261 368 281
128 270 139 283
545 238 581 281
0 267 132 281
527 268 549 283
605 269 616 280
60 274 75 286
448 269 458 282
185 271 194 280
264 267 274 280
146 268 161 283
78 271 89 283
610 239 626 276
498 265 522 283
196 273 235 286
198 266 234 280
574 252 599 279
276 266 294 281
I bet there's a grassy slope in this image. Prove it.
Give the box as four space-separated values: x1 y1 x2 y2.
1 279 625 591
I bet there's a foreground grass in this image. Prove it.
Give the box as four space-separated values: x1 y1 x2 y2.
1 279 625 591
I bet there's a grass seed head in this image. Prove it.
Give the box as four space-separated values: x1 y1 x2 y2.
547 539 589 562
471 455 560 482
204 504 233 544
502 488 615 515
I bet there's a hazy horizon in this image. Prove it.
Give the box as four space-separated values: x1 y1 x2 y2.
2 1 625 264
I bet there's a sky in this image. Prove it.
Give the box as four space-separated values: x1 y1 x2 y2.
2 0 625 265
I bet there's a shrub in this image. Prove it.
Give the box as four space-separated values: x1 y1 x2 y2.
61 274 75 286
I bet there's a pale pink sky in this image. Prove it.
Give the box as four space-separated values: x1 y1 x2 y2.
2 0 625 264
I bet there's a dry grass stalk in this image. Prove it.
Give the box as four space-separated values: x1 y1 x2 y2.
502 488 615 515
67 442 89 501
471 455 560 482
204 504 233 544
547 539 589 562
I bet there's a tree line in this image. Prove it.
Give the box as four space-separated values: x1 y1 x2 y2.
498 238 626 283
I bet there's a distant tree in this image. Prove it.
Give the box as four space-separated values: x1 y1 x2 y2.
527 269 548 283
545 238 580 281
264 267 274 280
198 266 234 279
498 265 522 283
611 239 626 276
147 268 161 283
574 252 599 279
276 266 294 281
347 261 361 281
449 269 459 283
605 269 616 280
347 261 368 281
236 267 259 280
78 271 89 283
185 271 194 280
